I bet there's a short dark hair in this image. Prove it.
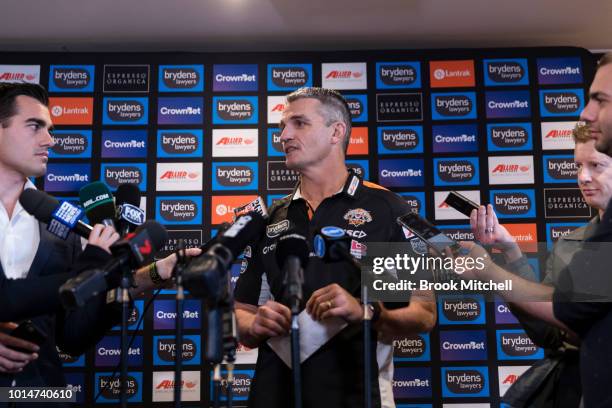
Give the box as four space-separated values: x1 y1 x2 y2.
0 82 49 128
597 52 612 70
286 87 352 153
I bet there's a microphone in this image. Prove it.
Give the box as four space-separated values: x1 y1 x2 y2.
276 233 309 313
79 181 116 228
232 196 268 220
313 226 361 272
20 189 93 239
115 183 145 237
59 220 168 308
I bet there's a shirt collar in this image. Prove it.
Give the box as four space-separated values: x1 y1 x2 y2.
291 168 362 202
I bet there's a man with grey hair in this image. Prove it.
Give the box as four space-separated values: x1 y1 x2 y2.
234 87 436 407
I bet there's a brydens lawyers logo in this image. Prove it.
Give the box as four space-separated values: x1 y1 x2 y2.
498 366 531 397
431 92 477 120
546 223 583 249
268 64 312 91
101 163 147 191
488 156 534 185
50 130 92 158
483 58 529 86
377 126 423 154
213 96 258 125
504 223 538 252
392 367 432 399
487 123 532 151
439 226 476 242
156 162 202 192
541 121 577 150
58 349 85 367
0 65 39 83
95 372 142 403
159 65 204 92
158 97 203 125
537 57 583 85
440 330 487 361
544 188 592 219
434 191 480 221
432 124 478 153
543 155 577 183
153 335 201 366
267 128 284 157
430 60 475 88
376 93 423 122
103 97 148 125
103 64 149 93
157 129 202 158
376 61 421 89
438 295 486 325
393 333 430 361
95 336 143 367
112 300 143 331
540 89 584 117
378 159 424 188
211 195 258 224
434 157 479 186
490 189 536 219
346 160 369 180
44 163 91 192
442 366 489 398
153 371 200 402
347 127 369 155
267 161 300 190
213 64 258 92
497 330 544 360
101 130 147 158
153 299 201 330
49 65 94 92
216 370 254 402
322 62 367 90
155 196 202 225
212 162 258 191
485 90 531 119
212 129 258 157
49 97 93 125
267 95 286 124
343 94 368 122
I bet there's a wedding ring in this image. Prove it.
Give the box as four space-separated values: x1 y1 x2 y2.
485 227 494 233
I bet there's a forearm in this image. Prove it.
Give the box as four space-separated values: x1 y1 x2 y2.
373 291 436 336
235 304 264 348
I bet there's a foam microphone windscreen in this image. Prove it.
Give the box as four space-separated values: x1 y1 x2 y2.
275 233 310 269
115 183 140 207
19 189 59 223
78 181 116 225
133 220 169 253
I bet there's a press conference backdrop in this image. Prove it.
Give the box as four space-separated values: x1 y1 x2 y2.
0 46 596 407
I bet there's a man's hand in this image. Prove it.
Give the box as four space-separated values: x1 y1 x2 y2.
155 247 203 280
87 224 120 254
306 283 362 323
470 205 522 262
0 323 38 373
248 300 291 340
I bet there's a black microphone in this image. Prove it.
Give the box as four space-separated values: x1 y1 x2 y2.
59 220 168 308
276 233 310 313
115 183 144 237
313 226 353 263
79 181 116 228
20 189 93 239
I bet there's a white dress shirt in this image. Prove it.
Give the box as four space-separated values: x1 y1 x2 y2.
0 180 40 279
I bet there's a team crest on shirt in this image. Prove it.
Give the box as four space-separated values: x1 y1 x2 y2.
410 237 428 254
343 208 372 227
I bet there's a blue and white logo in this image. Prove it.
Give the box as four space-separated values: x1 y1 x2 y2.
44 163 91 192
50 130 92 158
441 366 489 397
378 159 424 187
212 162 258 191
156 196 202 225
159 65 204 92
158 97 203 125
103 97 148 125
377 126 423 154
376 62 421 89
537 57 583 84
432 124 478 153
213 64 258 92
483 58 529 86
268 64 312 91
487 122 532 151
440 330 487 361
497 329 544 360
485 90 531 118
434 157 480 186
431 92 477 120
49 65 95 92
490 189 536 218
213 96 258 125
157 129 202 158
101 130 147 158
343 94 368 122
540 89 584 117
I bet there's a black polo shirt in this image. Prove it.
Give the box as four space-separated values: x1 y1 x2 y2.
234 171 417 408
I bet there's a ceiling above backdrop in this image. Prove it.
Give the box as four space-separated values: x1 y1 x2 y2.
1 0 610 52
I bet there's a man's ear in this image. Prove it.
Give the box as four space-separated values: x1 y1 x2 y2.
330 122 347 146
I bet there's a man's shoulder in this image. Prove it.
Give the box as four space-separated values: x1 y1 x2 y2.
358 181 410 213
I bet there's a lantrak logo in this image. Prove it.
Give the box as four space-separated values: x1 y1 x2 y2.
103 97 148 125
434 191 480 221
541 121 578 150
392 367 432 399
95 372 142 403
543 155 577 183
49 65 94 92
487 123 532 151
432 125 478 153
213 64 258 92
490 189 536 218
95 336 143 367
400 192 426 218
211 195 258 224
267 128 284 156
153 299 201 330
346 160 370 180
268 64 312 91
153 370 200 402
376 61 421 89
544 188 592 219
378 159 424 188
539 89 584 117
497 330 544 360
485 91 531 119
267 95 287 124
546 223 584 249
442 366 489 397
434 157 479 186
0 65 40 83
101 130 147 158
498 366 531 397
488 156 535 185
156 162 203 191
158 97 203 125
212 129 258 157
376 93 423 122
50 130 92 158
48 97 94 125
537 57 583 84
44 163 91 192
438 295 485 325
213 96 258 124
159 65 203 92
156 196 202 225
322 62 367 90
483 58 529 86
343 94 368 122
439 330 487 361
347 128 369 156
377 126 423 154
393 333 430 361
157 130 202 158
103 64 150 93
101 163 147 191
153 335 201 366
431 92 477 120
430 60 475 88
212 162 258 191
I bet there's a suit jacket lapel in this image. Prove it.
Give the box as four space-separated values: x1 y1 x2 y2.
27 222 53 278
